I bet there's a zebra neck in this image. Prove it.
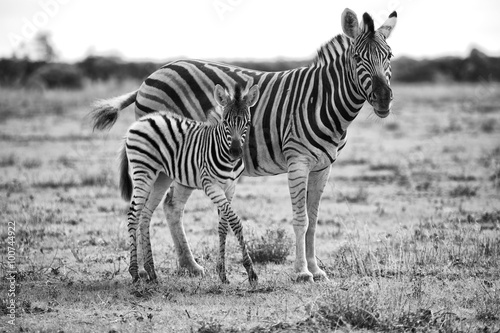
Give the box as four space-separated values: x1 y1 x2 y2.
308 39 366 135
211 125 233 164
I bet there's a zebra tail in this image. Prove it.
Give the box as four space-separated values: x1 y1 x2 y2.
118 142 133 202
90 90 138 131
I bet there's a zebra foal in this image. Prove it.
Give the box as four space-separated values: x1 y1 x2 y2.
120 84 260 284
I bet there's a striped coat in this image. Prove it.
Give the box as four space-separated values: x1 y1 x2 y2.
120 84 260 283
91 9 397 281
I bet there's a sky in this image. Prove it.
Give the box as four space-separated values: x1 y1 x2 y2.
1 0 500 62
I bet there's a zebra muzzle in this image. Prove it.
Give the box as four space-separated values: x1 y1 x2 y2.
229 139 243 161
370 81 393 118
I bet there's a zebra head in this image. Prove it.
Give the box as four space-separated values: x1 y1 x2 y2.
341 8 398 118
214 84 260 161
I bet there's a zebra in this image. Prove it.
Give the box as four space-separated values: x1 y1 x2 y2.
120 84 260 284
90 8 397 282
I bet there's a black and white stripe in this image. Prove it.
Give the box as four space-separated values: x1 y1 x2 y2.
120 84 260 284
91 8 397 281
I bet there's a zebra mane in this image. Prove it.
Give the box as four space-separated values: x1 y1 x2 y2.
232 84 246 113
233 84 242 102
222 84 247 119
312 34 351 67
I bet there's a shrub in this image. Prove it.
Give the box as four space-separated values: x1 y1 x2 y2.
449 185 478 197
22 158 42 169
0 154 17 167
247 228 292 264
27 63 83 89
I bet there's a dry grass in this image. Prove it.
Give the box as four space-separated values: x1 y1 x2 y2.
1 82 500 332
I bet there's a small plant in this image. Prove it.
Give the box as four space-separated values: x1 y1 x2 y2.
385 122 399 131
311 288 380 330
480 118 496 133
198 318 223 333
449 185 478 197
0 153 17 167
22 158 43 169
80 169 114 187
490 165 500 188
336 187 369 204
475 282 500 322
247 228 292 264
57 155 76 168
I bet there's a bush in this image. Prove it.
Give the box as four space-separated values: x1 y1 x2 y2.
27 63 83 89
247 228 292 264
449 185 478 197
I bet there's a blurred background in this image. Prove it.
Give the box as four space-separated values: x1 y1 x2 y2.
1 0 500 88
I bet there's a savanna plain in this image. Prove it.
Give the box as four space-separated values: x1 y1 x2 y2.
1 81 499 332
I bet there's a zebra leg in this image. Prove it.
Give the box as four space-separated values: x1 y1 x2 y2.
306 166 331 281
216 183 235 283
127 175 157 283
127 201 141 283
203 182 257 286
217 213 230 284
139 173 173 282
226 210 258 286
287 160 314 282
163 182 205 276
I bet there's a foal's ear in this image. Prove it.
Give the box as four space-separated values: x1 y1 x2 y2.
377 11 397 39
214 84 229 107
341 8 360 39
245 85 260 107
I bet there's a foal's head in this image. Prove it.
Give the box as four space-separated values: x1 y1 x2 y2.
214 84 260 161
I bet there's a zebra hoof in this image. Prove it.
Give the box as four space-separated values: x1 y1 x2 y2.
189 265 205 277
295 272 314 283
220 275 230 284
247 269 258 286
179 260 205 276
129 265 140 282
139 270 149 280
312 270 329 282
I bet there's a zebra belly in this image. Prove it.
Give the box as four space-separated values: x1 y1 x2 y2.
162 166 237 191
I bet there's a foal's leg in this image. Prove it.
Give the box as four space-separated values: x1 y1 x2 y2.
215 183 235 284
138 173 172 282
127 172 157 282
203 180 257 285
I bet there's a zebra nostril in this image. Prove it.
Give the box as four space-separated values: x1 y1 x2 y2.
229 146 242 159
370 92 378 102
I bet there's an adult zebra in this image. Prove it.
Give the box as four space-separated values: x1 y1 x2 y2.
91 9 397 282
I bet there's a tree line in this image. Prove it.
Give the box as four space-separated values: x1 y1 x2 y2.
1 48 499 89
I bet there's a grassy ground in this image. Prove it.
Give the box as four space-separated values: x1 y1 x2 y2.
1 81 499 332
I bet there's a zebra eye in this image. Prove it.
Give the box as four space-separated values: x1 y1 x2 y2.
353 53 361 62
388 52 393 60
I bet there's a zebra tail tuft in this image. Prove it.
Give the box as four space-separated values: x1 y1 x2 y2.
89 90 138 131
119 142 133 202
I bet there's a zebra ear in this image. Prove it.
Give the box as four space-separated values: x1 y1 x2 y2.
245 85 260 107
341 8 360 39
214 84 229 107
377 11 397 39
